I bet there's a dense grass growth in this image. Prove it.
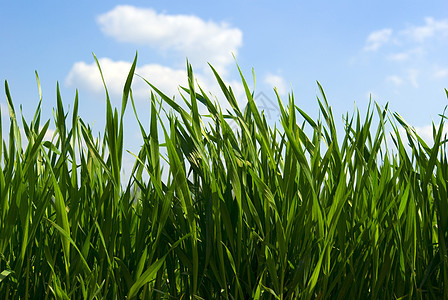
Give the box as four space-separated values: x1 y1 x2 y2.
1 53 448 299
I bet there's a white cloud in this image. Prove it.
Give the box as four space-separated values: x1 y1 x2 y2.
264 73 288 96
65 58 188 101
402 17 448 43
361 17 448 97
386 75 404 86
136 64 188 98
96 5 243 74
387 52 409 62
364 28 393 51
66 58 131 96
363 18 448 59
386 47 424 62
65 57 248 116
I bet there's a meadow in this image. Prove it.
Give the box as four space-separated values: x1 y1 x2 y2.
1 53 448 299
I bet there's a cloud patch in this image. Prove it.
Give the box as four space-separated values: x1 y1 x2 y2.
433 68 448 79
364 28 393 51
386 75 404 86
363 17 448 61
66 58 188 100
386 48 424 62
362 17 448 93
407 69 419 88
402 17 448 43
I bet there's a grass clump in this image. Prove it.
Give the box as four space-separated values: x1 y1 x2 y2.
1 53 448 299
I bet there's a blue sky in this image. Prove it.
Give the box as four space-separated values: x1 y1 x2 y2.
1 1 448 177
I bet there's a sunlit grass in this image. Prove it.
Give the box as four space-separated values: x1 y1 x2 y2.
1 53 448 299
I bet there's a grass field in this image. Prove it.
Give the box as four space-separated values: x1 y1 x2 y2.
1 53 448 299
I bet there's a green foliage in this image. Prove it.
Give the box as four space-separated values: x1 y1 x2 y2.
1 53 448 299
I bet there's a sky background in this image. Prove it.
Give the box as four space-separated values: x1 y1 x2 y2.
1 1 448 178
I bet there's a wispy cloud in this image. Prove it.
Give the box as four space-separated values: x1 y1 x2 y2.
362 17 448 92
407 69 419 88
364 17 448 58
433 68 448 79
386 48 424 62
386 75 404 86
387 52 409 62
402 17 448 43
364 28 393 51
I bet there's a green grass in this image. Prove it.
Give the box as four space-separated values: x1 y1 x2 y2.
1 53 448 299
